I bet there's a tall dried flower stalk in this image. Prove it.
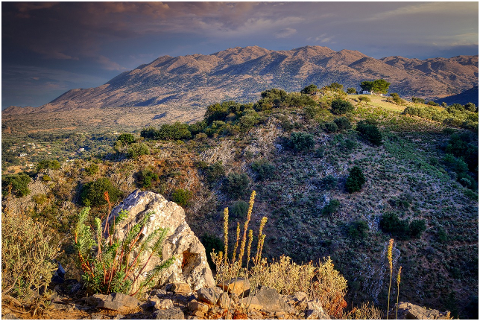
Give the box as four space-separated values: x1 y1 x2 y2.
387 238 394 319
255 217 268 263
232 222 240 263
396 266 402 319
246 229 253 270
238 191 256 265
223 208 229 264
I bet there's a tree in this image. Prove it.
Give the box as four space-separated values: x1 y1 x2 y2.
2 173 31 197
325 82 344 92
80 178 122 207
331 99 354 115
117 133 135 146
356 120 382 146
360 79 390 94
347 88 357 94
301 84 318 95
346 166 365 193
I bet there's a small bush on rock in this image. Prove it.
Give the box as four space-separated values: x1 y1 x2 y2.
171 188 192 207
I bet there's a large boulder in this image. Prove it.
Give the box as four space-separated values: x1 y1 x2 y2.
108 190 215 293
395 302 451 319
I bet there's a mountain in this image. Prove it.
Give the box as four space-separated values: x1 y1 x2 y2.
3 46 478 130
434 86 478 106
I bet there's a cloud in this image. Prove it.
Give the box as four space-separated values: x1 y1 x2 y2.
275 28 297 38
95 55 127 71
308 33 335 44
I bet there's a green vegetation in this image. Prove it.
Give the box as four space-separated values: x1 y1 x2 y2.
321 199 340 216
137 168 159 188
286 132 315 152
331 98 354 115
74 207 174 295
37 159 61 171
346 166 365 193
127 143 150 159
348 220 369 240
380 212 426 240
171 188 192 207
356 120 382 146
360 79 391 94
2 172 31 197
229 200 249 219
222 172 250 199
80 178 122 207
251 159 276 181
117 133 136 146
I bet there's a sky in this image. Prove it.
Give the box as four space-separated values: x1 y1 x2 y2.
2 1 478 109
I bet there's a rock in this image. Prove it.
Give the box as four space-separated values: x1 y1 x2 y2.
97 292 140 311
51 262 66 284
219 277 250 297
84 293 107 307
305 298 329 319
396 302 451 319
293 291 308 302
154 307 185 319
151 289 167 297
217 292 231 309
172 282 191 295
108 190 215 293
197 287 223 305
149 297 174 310
188 300 209 313
240 286 289 312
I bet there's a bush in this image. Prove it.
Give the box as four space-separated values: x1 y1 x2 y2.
201 162 225 184
322 199 340 216
251 159 276 181
171 188 192 207
37 159 61 171
2 173 31 197
127 143 150 159
322 175 337 190
141 127 160 139
287 132 315 152
42 174 51 182
412 96 425 104
230 200 249 220
157 122 192 140
356 120 382 146
137 169 159 188
346 166 365 193
80 178 122 207
85 163 99 176
358 96 371 103
74 207 174 295
117 133 135 145
301 84 318 95
2 211 60 303
380 212 426 240
334 117 352 131
348 220 369 240
222 172 250 199
331 99 354 115
409 219 426 238
324 122 339 133
347 87 357 94
201 233 224 271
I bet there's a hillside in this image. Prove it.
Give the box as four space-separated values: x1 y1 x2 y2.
3 46 478 135
2 88 478 318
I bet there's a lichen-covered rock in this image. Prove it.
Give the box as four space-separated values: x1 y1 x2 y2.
108 190 215 293
396 302 451 319
96 293 140 312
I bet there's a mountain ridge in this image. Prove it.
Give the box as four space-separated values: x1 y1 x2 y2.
4 45 478 122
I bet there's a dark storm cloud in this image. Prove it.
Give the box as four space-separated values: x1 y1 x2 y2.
2 2 478 109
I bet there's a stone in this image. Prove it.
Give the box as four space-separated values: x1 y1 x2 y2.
172 282 191 295
151 289 167 297
219 278 250 297
197 287 223 305
396 302 451 319
149 297 174 310
84 294 107 307
97 292 140 312
217 292 231 309
188 300 209 313
154 307 185 319
108 190 215 293
293 291 308 302
239 286 288 312
305 299 330 319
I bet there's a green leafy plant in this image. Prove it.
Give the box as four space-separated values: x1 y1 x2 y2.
251 159 276 181
230 200 249 219
74 204 174 295
286 132 315 152
356 120 382 146
117 133 136 146
346 166 366 193
322 199 340 216
85 163 99 176
127 143 150 159
80 178 122 207
2 172 31 197
137 168 159 188
331 99 354 115
171 188 192 207
222 172 250 200
36 159 61 171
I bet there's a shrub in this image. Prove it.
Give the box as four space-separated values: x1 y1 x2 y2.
2 211 60 303
188 121 207 136
201 162 225 184
347 87 357 94
322 199 340 216
348 220 369 240
287 132 315 152
334 117 352 131
301 84 318 95
356 120 382 146
324 122 339 133
230 200 249 219
80 178 122 207
42 174 51 182
117 133 135 146
201 233 224 271
157 122 192 140
346 166 365 193
222 172 250 199
427 101 439 106
2 173 31 197
74 207 174 295
380 212 409 240
331 99 354 115
127 143 150 159
358 96 371 103
85 163 99 176
409 219 426 238
37 159 61 171
251 159 276 181
411 96 425 104
322 175 337 190
390 93 404 105
171 188 192 207
141 127 160 139
137 169 159 188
